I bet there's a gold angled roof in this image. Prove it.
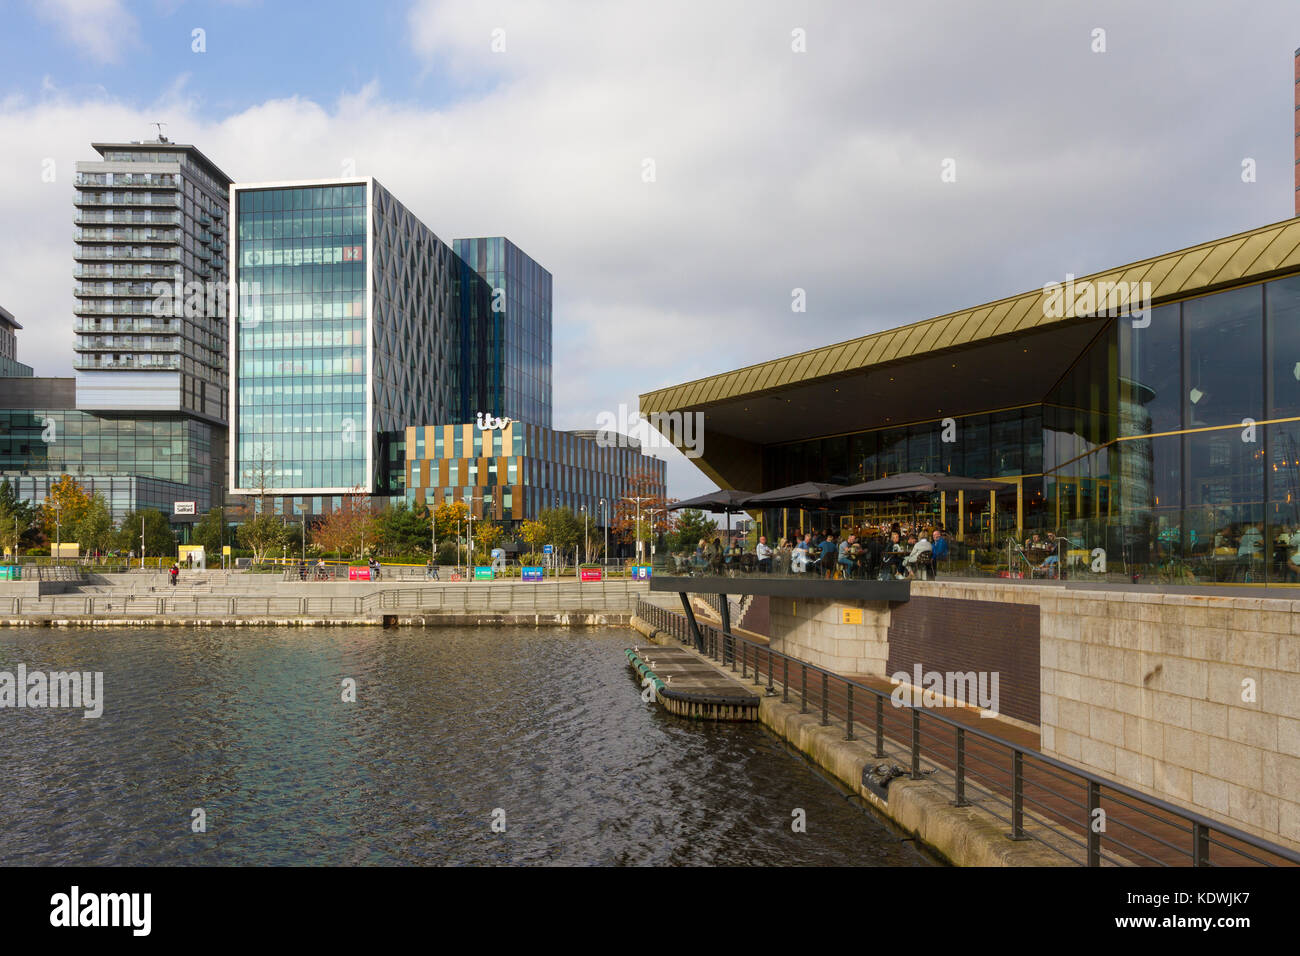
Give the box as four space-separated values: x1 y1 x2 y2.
641 216 1300 414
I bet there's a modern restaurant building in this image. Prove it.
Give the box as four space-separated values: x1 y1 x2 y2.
640 216 1300 585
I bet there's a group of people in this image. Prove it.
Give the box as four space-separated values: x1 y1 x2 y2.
678 523 952 580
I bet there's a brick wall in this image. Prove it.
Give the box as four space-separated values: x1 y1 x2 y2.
887 596 1040 725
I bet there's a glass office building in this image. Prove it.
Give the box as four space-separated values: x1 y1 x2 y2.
0 380 222 519
453 237 553 428
641 216 1300 585
230 178 458 511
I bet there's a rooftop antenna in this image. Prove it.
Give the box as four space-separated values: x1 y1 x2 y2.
151 122 169 143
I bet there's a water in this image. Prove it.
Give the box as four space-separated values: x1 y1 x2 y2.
0 625 934 866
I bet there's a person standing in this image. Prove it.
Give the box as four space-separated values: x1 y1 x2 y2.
169 563 179 587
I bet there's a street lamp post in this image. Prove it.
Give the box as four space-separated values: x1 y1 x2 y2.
581 504 588 566
622 495 654 567
53 499 61 569
647 507 666 566
599 498 607 570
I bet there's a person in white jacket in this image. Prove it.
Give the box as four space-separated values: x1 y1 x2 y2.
903 532 932 578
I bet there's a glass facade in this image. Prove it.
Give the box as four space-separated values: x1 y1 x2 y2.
756 275 1300 584
453 237 553 428
232 181 551 517
0 409 221 519
234 183 370 492
401 422 665 528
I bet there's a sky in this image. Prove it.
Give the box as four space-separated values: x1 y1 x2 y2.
0 0 1297 502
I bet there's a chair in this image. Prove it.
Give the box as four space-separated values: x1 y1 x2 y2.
740 553 756 574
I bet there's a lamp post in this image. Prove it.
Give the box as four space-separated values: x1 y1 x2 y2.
599 498 607 570
647 507 666 566
581 504 588 566
53 499 61 569
622 495 653 566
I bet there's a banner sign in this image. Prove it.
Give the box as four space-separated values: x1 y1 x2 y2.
474 566 494 580
173 501 197 516
542 544 554 555
631 566 653 580
580 568 602 582
521 566 543 582
348 566 370 581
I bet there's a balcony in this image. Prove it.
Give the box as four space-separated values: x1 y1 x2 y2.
75 173 176 188
74 193 180 208
75 228 180 244
75 210 181 226
73 356 181 371
74 265 181 280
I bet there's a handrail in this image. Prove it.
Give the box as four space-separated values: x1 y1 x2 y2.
635 598 1300 868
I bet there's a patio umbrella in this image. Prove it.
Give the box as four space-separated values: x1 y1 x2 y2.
828 472 1008 530
740 482 845 537
669 489 754 545
828 472 1006 500
740 481 844 507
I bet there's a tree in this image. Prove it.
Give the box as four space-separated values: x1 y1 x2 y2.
539 507 582 568
612 470 673 556
75 493 115 556
39 475 92 546
191 507 226 555
116 509 176 560
519 519 547 554
241 511 289 565
312 491 378 560
669 508 718 554
474 520 504 558
377 500 429 556
0 479 36 557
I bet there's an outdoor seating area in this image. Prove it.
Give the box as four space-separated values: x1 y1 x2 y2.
667 473 1004 582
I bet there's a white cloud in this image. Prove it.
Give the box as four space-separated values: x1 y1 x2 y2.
29 0 140 65
1 0 1297 500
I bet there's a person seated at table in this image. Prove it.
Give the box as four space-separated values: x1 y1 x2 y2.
838 534 857 579
903 532 931 577
817 533 837 578
708 538 724 574
879 532 905 579
1238 525 1263 557
1024 531 1043 551
1038 532 1060 574
791 542 810 573
931 527 949 563
691 539 709 573
755 536 773 572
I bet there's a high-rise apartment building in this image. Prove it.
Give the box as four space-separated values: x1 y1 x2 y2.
74 137 231 422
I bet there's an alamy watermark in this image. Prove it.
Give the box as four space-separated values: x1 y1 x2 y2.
151 279 262 322
594 403 704 458
890 664 1000 718
0 665 103 718
1042 273 1152 327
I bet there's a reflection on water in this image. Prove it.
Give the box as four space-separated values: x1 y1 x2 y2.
0 626 934 866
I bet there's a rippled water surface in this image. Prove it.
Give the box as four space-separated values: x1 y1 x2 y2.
0 626 933 866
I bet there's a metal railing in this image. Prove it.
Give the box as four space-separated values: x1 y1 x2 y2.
636 599 1300 868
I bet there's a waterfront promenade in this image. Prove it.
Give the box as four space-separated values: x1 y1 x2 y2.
0 571 648 626
632 597 1300 868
